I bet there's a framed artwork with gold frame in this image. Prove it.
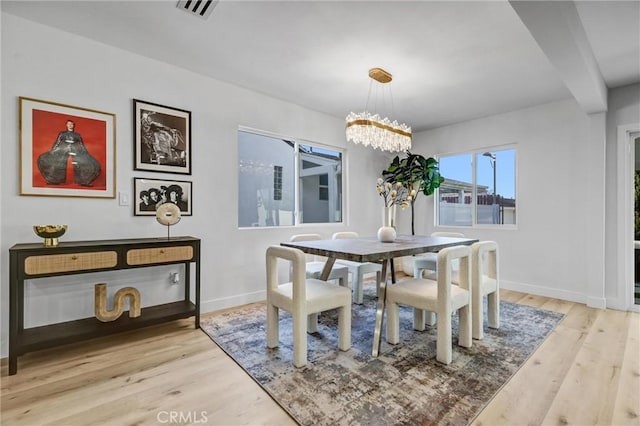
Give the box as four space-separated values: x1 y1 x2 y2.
19 97 116 198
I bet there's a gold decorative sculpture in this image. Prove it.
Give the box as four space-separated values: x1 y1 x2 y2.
94 283 141 322
33 225 67 247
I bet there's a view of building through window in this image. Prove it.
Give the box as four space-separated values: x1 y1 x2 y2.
238 130 343 227
437 147 516 227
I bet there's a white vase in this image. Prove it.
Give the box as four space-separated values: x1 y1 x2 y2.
382 205 397 227
377 225 396 242
378 206 397 242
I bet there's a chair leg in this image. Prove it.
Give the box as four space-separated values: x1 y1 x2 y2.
413 266 422 278
413 308 437 330
353 270 363 304
436 311 452 364
338 270 349 288
337 305 351 351
413 308 426 331
488 290 499 329
458 305 472 348
307 313 319 333
293 311 308 368
267 304 279 348
386 301 400 345
425 310 437 326
472 291 483 340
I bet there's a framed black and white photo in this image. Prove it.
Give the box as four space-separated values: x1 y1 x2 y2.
133 99 191 174
134 177 192 216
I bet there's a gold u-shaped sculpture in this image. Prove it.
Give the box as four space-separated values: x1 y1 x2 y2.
94 283 141 322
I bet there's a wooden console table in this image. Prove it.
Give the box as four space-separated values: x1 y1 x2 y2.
8 236 201 375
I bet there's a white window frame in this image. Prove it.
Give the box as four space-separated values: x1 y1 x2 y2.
238 126 345 228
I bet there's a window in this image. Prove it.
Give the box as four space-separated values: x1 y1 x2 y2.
238 129 343 227
437 147 516 227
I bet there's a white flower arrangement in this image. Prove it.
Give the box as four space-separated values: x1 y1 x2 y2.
376 178 416 208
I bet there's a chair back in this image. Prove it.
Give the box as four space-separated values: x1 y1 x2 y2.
332 231 359 239
472 241 498 284
290 233 323 262
432 231 465 238
431 231 465 271
436 245 471 311
266 245 307 304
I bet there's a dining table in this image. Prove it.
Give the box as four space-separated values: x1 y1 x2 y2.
281 234 479 357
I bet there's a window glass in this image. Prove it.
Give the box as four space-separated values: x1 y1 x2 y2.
437 147 516 227
299 144 342 224
238 131 295 227
475 149 516 225
238 131 343 227
438 154 473 226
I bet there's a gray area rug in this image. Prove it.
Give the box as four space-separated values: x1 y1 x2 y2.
201 286 564 425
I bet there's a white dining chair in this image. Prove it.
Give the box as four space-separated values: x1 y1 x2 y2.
289 233 349 332
386 245 472 365
422 240 499 340
471 241 499 340
289 234 349 287
332 231 383 304
413 232 465 278
266 245 351 368
413 231 465 327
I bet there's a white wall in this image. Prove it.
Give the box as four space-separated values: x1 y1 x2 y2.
0 14 388 355
409 99 596 302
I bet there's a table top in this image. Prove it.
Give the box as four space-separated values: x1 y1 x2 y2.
281 235 478 263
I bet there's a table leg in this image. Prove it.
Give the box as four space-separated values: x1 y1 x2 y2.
319 257 336 281
390 258 396 283
372 259 389 357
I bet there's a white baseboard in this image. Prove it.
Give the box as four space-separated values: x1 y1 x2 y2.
200 290 266 314
606 295 640 312
586 296 607 310
202 281 596 314
500 279 587 305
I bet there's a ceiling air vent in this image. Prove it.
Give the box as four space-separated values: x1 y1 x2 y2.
176 0 219 20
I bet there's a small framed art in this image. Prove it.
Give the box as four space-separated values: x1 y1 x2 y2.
133 177 192 216
19 97 116 198
133 99 191 175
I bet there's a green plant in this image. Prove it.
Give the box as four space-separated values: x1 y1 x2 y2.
382 151 445 235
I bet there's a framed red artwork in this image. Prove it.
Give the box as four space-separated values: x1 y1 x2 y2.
19 97 116 198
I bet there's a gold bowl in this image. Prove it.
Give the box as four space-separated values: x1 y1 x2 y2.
33 225 68 247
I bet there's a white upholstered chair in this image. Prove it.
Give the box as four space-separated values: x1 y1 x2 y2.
386 245 472 364
470 241 499 340
289 234 349 287
332 231 383 304
289 233 349 332
413 232 465 278
266 245 351 368
413 232 465 327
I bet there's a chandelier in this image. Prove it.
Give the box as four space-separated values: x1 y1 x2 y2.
345 67 412 152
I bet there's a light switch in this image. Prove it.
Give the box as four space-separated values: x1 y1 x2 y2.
119 192 129 206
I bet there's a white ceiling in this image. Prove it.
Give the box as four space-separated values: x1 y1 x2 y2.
2 0 639 132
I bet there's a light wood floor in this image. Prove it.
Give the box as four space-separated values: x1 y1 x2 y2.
1 289 638 426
